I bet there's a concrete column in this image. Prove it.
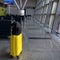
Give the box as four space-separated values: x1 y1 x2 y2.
49 1 58 32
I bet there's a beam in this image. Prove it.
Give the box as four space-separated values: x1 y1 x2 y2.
14 0 20 10
22 0 28 9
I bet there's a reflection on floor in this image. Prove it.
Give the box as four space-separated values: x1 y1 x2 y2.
0 19 60 60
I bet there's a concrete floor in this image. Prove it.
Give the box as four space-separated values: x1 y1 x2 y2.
0 19 60 60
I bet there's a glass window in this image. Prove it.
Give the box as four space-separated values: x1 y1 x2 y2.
44 5 48 14
47 2 53 14
41 15 47 24
56 0 60 14
46 0 50 4
58 23 60 34
45 15 50 27
52 15 60 34
51 0 60 34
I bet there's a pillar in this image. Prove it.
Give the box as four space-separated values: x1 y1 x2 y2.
48 0 58 32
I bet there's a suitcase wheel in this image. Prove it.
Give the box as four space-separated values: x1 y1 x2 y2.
9 55 13 58
17 56 19 59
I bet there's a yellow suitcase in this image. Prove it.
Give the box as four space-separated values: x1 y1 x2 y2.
10 33 22 58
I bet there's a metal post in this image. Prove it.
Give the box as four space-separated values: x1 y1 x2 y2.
8 5 12 35
8 5 10 15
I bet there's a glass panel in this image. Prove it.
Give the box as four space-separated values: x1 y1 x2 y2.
56 0 60 14
46 0 50 4
47 2 53 14
42 15 47 24
52 15 60 33
58 24 60 34
45 15 50 27
44 5 48 14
